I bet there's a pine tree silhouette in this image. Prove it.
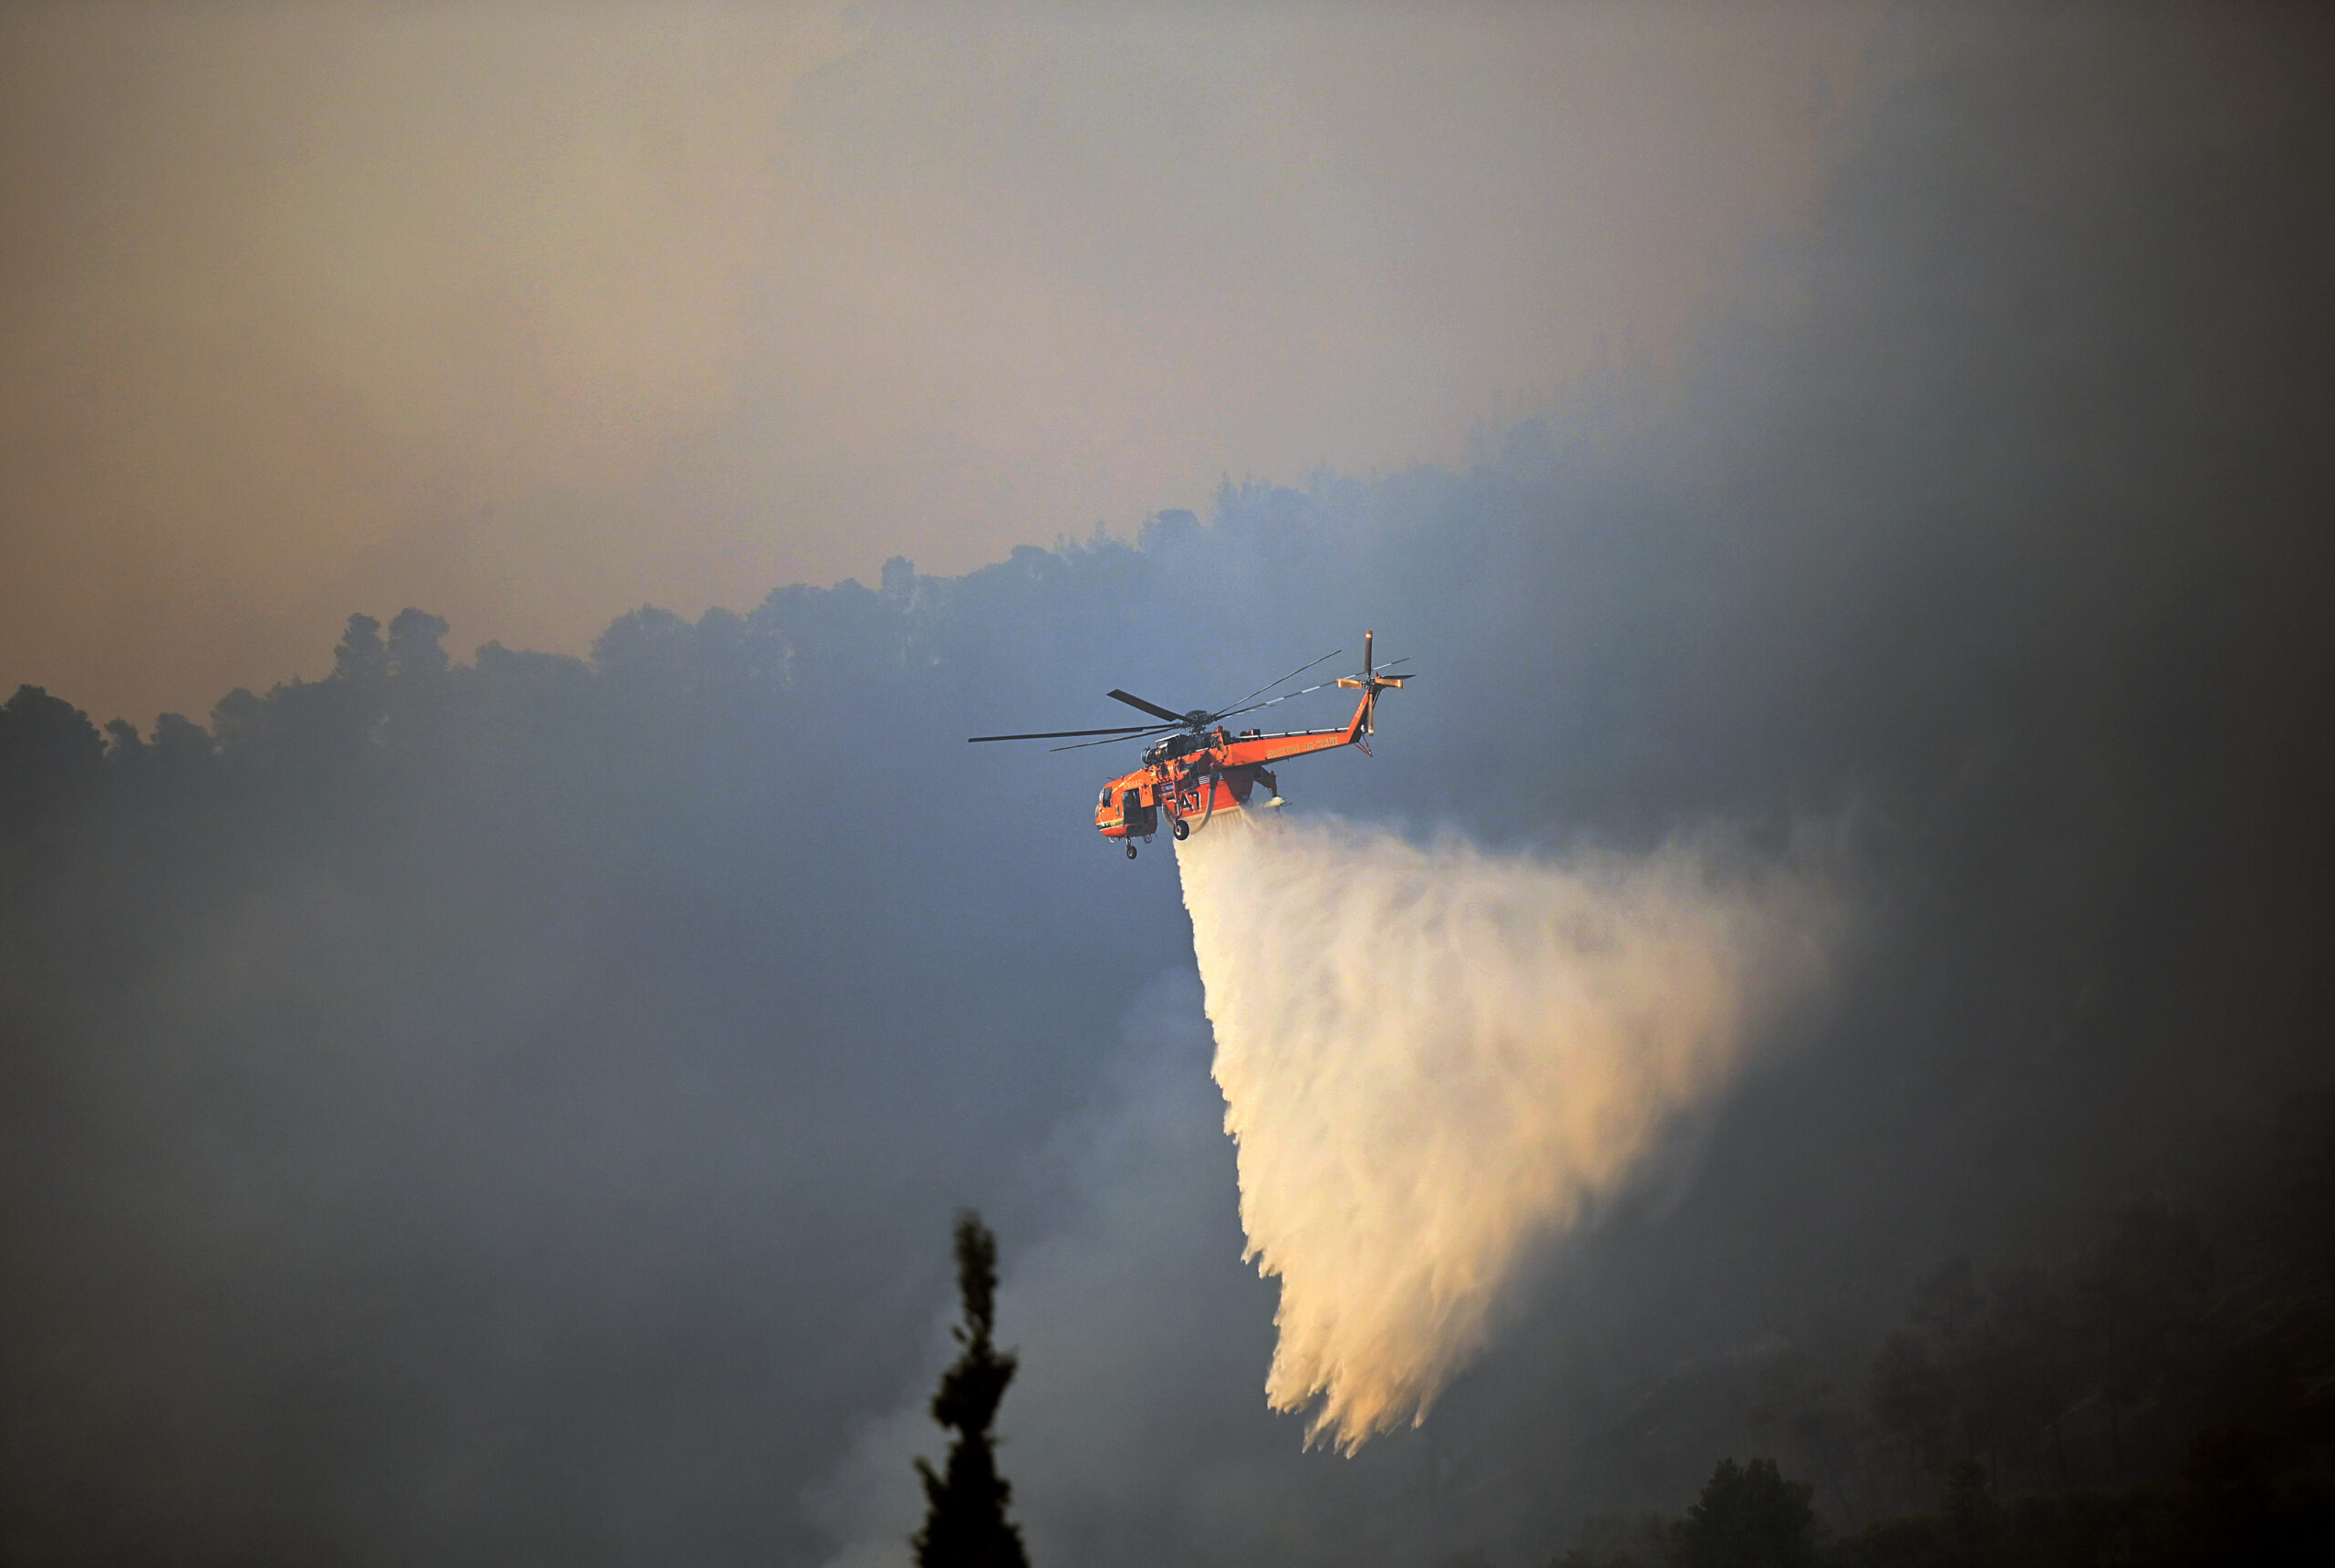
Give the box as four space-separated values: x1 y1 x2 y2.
912 1211 1030 1568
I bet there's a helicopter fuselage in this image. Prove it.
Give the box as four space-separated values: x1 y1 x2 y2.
965 629 1409 859
1094 691 1376 843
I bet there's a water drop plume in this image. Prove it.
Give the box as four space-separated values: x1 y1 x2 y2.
1175 810 1836 1451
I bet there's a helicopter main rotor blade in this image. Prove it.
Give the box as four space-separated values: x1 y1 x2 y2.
1105 690 1188 725
1214 675 1350 721
968 723 1173 743
1210 649 1342 719
1209 659 1416 724
1213 683 1332 722
1048 726 1179 753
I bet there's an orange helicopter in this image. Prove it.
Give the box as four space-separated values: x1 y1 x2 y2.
970 631 1412 859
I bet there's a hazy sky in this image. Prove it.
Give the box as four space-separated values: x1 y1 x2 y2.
0 1 1883 722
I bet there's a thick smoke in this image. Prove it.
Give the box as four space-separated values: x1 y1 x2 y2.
2 7 2330 1564
1178 812 1835 1449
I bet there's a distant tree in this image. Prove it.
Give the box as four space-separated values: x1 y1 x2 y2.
2177 1423 2278 1563
1910 1258 1983 1346
209 685 264 747
0 684 103 828
2270 1089 2335 1282
1937 1458 1998 1557
912 1211 1030 1568
387 607 451 679
150 712 213 763
1749 1348 1857 1525
2074 1197 2211 1476
1551 1511 1673 1568
1673 1458 1815 1568
1868 1332 1953 1509
334 612 389 683
1961 1264 2080 1487
880 555 917 603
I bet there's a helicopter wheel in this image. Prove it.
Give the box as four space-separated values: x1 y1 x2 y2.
1126 842 1138 860
1171 817 1189 841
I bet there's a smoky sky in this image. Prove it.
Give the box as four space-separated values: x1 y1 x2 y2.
0 0 1879 724
3 5 2333 1568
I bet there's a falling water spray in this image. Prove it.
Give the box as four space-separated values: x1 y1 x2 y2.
1175 809 1836 1451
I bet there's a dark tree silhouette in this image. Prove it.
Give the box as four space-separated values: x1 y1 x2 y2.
0 684 101 829
912 1211 1030 1568
1868 1331 1953 1510
1961 1264 2081 1489
334 611 389 683
2074 1197 2211 1479
1937 1458 1999 1557
386 607 451 679
1673 1458 1817 1568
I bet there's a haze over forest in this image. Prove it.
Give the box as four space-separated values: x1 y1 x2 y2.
3 5 2332 1567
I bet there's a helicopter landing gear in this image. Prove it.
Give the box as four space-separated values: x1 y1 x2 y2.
1171 816 1189 841
1126 842 1138 860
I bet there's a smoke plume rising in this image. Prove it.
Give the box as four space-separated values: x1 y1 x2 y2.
1178 811 1836 1450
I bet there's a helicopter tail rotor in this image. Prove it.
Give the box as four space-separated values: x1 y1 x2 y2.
1336 628 1411 735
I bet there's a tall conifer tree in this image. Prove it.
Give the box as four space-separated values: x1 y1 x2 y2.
912 1211 1029 1568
